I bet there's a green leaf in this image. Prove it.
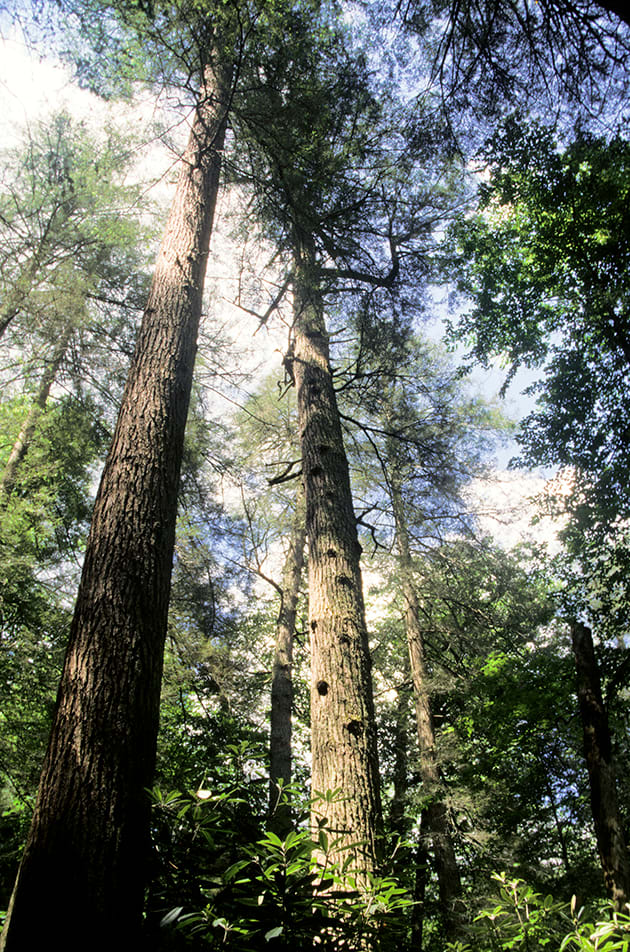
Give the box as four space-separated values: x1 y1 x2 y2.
265 926 284 941
159 906 183 927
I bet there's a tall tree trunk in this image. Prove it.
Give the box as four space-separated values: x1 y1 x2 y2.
543 770 572 877
390 477 464 935
290 254 382 883
0 329 72 498
389 685 410 844
269 482 306 834
390 683 428 948
0 57 232 952
571 621 630 910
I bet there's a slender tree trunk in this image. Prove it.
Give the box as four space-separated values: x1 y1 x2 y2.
0 251 46 340
543 770 572 877
390 683 428 947
571 621 630 911
0 57 232 952
413 809 430 951
269 482 306 834
290 253 382 882
0 176 79 341
389 685 410 844
0 329 72 498
390 477 464 935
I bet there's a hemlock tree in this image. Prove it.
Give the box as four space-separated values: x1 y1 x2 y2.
230 6 462 880
0 112 148 499
292 261 383 880
0 108 150 825
0 8 235 947
225 8 404 880
2 0 386 943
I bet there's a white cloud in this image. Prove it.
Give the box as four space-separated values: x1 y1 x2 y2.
466 469 567 553
0 34 90 138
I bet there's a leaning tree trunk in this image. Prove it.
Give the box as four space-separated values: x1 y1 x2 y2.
290 252 382 884
390 476 464 935
269 482 306 834
0 327 72 498
0 257 39 340
571 621 630 911
0 56 232 952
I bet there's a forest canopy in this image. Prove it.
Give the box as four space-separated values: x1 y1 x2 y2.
0 1 629 950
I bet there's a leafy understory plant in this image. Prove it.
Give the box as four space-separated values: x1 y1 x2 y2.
155 785 413 950
447 873 630 952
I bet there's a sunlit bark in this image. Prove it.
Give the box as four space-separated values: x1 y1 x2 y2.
0 55 232 952
291 252 382 883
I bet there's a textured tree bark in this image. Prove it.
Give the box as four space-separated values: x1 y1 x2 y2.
0 57 232 952
291 255 382 883
0 327 72 498
390 476 464 935
571 621 630 910
269 482 306 834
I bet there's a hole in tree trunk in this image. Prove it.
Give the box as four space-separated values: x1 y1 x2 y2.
316 681 329 696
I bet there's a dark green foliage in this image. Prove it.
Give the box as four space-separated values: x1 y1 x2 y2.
149 781 413 951
418 542 601 896
3 2 629 945
446 874 630 952
398 0 630 137
446 123 630 527
0 397 107 910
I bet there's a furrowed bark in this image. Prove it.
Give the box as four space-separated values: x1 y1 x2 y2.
269 482 306 834
291 254 382 883
572 621 630 911
0 56 232 952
